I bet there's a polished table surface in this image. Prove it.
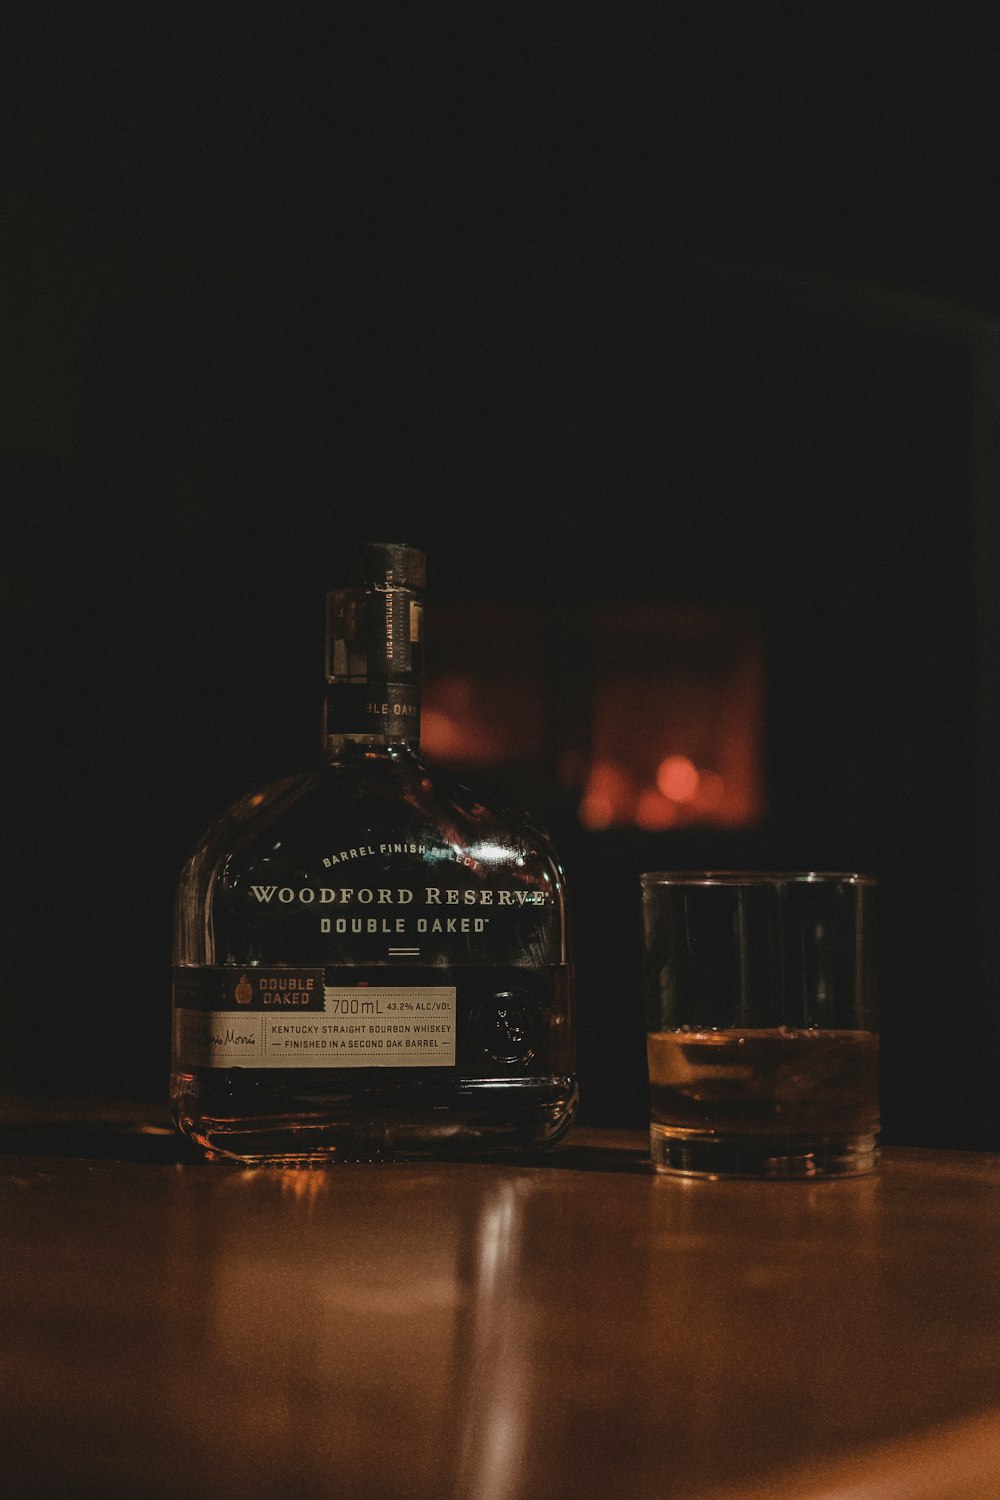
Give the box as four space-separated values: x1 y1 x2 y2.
4 1100 1000 1500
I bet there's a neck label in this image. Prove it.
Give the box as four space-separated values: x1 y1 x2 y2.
325 682 421 738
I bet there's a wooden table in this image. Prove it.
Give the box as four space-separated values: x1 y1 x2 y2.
4 1100 1000 1500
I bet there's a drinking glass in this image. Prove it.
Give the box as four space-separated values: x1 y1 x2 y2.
640 872 878 1178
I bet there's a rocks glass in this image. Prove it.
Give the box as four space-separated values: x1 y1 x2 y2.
640 872 878 1179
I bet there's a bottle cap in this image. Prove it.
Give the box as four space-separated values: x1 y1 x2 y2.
325 541 425 692
350 541 426 593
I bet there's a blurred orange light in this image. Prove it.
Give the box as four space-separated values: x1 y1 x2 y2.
421 708 462 756
422 601 764 831
656 755 700 803
634 789 679 830
695 770 725 809
421 661 545 766
580 792 615 829
580 761 633 829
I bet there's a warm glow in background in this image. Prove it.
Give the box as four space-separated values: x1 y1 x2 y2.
422 602 764 831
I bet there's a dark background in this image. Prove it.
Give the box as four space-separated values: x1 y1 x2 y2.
3 5 999 1148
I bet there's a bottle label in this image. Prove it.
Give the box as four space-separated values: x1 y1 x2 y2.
173 967 457 1069
225 860 556 964
325 682 420 738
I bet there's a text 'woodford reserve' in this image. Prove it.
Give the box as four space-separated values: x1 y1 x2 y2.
247 887 547 906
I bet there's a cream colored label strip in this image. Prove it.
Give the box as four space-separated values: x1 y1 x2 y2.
176 986 458 1069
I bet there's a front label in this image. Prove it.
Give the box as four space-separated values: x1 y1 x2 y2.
230 862 552 965
174 968 457 1068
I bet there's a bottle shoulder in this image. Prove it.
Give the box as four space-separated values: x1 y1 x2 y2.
180 752 565 886
180 769 316 870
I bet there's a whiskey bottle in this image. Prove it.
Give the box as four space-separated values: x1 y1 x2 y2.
171 541 578 1163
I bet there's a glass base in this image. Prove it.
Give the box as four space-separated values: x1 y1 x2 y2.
649 1123 879 1179
171 1071 578 1165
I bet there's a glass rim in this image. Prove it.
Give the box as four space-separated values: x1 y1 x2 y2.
639 870 876 887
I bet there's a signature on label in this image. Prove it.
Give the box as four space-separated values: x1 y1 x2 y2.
210 1028 256 1047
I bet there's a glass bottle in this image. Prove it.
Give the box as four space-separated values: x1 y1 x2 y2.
171 541 577 1163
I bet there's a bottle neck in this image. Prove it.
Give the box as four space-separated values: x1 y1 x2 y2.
323 567 424 753
323 680 421 751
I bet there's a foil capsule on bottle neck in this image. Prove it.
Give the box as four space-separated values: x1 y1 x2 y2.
326 542 426 685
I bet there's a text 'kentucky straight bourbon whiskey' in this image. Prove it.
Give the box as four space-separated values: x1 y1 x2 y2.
171 541 577 1162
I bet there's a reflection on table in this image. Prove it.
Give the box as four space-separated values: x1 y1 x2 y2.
3 1108 1000 1499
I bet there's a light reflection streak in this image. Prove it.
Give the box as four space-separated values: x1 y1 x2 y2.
455 1181 531 1500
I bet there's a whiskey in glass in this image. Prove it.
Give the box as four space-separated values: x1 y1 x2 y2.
640 872 878 1178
